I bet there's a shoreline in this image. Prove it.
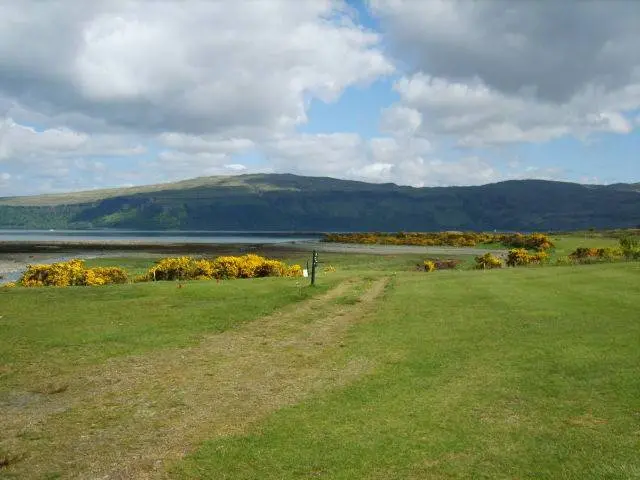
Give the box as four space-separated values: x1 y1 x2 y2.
0 240 504 283
0 241 306 283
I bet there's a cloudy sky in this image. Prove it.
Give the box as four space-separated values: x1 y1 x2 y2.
0 0 639 196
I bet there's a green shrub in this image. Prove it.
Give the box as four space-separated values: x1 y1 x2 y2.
569 247 624 263
620 235 640 259
554 256 576 266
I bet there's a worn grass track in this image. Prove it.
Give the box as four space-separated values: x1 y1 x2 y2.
170 263 640 480
1 277 389 479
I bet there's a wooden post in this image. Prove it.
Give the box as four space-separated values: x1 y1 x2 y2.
311 250 318 286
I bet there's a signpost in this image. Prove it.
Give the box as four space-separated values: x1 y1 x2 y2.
310 250 318 286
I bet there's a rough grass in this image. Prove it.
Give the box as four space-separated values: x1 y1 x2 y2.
2 251 639 479
549 235 620 258
0 277 387 479
171 263 640 479
0 276 335 388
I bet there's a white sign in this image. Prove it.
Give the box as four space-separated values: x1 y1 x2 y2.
303 269 309 278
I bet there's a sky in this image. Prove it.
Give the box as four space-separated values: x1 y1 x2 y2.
0 0 639 196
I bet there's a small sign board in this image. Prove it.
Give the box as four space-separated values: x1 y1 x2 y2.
303 269 309 278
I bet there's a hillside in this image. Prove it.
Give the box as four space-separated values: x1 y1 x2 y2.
0 174 639 231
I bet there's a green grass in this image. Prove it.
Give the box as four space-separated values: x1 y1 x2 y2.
171 263 640 479
84 256 159 276
85 251 461 276
0 276 333 388
3 251 639 478
549 235 621 258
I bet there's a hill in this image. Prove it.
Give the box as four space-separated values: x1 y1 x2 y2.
0 174 639 231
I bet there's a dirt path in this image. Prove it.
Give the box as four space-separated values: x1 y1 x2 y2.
1 277 389 479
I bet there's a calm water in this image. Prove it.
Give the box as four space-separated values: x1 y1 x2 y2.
0 230 322 244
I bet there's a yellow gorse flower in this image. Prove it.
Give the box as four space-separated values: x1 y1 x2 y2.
136 255 303 282
19 260 128 287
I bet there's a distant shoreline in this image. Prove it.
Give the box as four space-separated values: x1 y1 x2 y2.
0 239 506 284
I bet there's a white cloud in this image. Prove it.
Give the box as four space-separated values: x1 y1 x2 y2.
0 0 401 194
260 132 496 187
0 0 638 195
370 0 640 102
371 1 640 148
157 134 255 155
224 164 247 172
0 118 145 162
0 0 393 136
383 73 640 147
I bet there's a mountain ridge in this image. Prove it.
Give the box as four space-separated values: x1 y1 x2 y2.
2 173 635 207
0 174 638 231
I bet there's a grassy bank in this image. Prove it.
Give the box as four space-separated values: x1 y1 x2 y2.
1 248 639 478
172 263 640 479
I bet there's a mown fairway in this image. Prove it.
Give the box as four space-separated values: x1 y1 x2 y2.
1 257 639 479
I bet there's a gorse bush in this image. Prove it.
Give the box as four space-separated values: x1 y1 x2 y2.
83 267 129 286
423 260 436 272
420 258 462 272
21 259 86 287
323 231 554 250
506 249 549 267
19 260 128 287
14 255 302 288
140 256 198 281
137 254 303 282
498 233 554 251
431 259 462 270
474 253 503 269
568 246 625 264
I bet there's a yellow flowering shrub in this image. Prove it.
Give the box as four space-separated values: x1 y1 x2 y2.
83 267 128 286
210 256 242 279
19 260 128 287
2 282 17 289
423 260 436 272
143 256 195 281
137 255 303 282
255 259 287 277
506 248 530 266
531 251 549 264
20 259 86 287
506 248 549 266
285 264 304 277
237 254 266 278
499 233 554 251
568 246 624 264
324 232 554 250
474 253 503 269
192 259 216 280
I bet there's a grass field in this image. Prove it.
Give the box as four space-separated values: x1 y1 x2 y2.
171 263 640 479
548 234 621 258
1 246 639 479
0 276 338 390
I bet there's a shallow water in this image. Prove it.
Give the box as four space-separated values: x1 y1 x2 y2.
0 229 321 244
